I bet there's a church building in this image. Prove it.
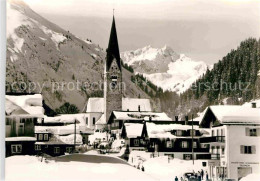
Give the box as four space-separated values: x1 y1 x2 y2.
84 15 172 131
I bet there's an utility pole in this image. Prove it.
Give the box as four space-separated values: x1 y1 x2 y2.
192 114 194 165
74 119 76 152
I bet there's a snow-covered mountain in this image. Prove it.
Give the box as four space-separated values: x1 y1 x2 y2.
121 45 210 93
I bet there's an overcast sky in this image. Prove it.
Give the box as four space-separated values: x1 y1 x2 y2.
24 0 260 64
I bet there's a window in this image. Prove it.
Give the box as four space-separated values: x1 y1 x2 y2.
66 147 73 153
54 147 60 154
11 144 22 153
222 147 225 155
190 130 196 136
44 134 48 141
35 145 41 151
193 142 197 148
240 145 256 154
166 141 172 148
181 141 188 148
184 154 192 160
38 134 43 140
18 124 24 135
212 130 215 136
246 128 258 136
134 139 139 146
93 117 96 125
35 134 37 139
176 130 183 136
250 129 257 136
86 117 88 125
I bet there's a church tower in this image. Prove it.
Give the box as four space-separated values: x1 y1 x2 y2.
104 15 122 122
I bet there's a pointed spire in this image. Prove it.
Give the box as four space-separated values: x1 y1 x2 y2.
106 15 121 71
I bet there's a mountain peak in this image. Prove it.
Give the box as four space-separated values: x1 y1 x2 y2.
121 46 209 93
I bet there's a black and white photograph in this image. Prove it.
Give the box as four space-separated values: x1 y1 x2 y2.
2 0 260 180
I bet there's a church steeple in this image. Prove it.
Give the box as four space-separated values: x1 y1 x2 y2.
106 15 121 71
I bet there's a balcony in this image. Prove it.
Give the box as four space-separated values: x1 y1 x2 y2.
196 153 220 160
147 147 210 153
200 136 225 143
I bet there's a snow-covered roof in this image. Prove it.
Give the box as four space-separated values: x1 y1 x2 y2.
124 123 144 138
86 98 104 112
122 98 152 112
36 134 82 145
35 124 90 135
43 114 88 125
222 107 260 124
86 97 152 113
6 94 44 116
5 137 36 142
145 122 199 139
112 111 172 121
201 105 260 124
96 114 106 125
5 98 29 115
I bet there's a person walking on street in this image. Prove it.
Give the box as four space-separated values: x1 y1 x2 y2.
201 169 204 180
206 171 209 181
175 176 178 181
198 171 201 181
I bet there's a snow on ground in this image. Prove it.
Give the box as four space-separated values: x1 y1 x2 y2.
143 156 208 181
91 53 97 59
6 1 31 38
240 173 260 181
85 40 93 44
111 139 125 149
89 132 109 144
40 25 66 49
6 155 157 181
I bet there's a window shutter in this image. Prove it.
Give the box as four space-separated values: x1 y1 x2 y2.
245 128 250 136
257 128 260 137
252 146 256 154
240 145 244 154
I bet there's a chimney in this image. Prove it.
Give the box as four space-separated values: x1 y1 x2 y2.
185 116 189 125
252 102 256 108
138 105 141 112
175 116 179 122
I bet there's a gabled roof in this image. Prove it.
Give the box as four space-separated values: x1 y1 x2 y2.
85 97 152 113
5 98 29 116
36 134 82 145
123 123 144 138
207 105 241 121
106 15 121 71
122 98 152 112
200 105 260 126
145 122 199 139
43 113 88 125
96 114 106 125
111 111 172 122
6 94 44 116
86 98 104 113
222 107 260 124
